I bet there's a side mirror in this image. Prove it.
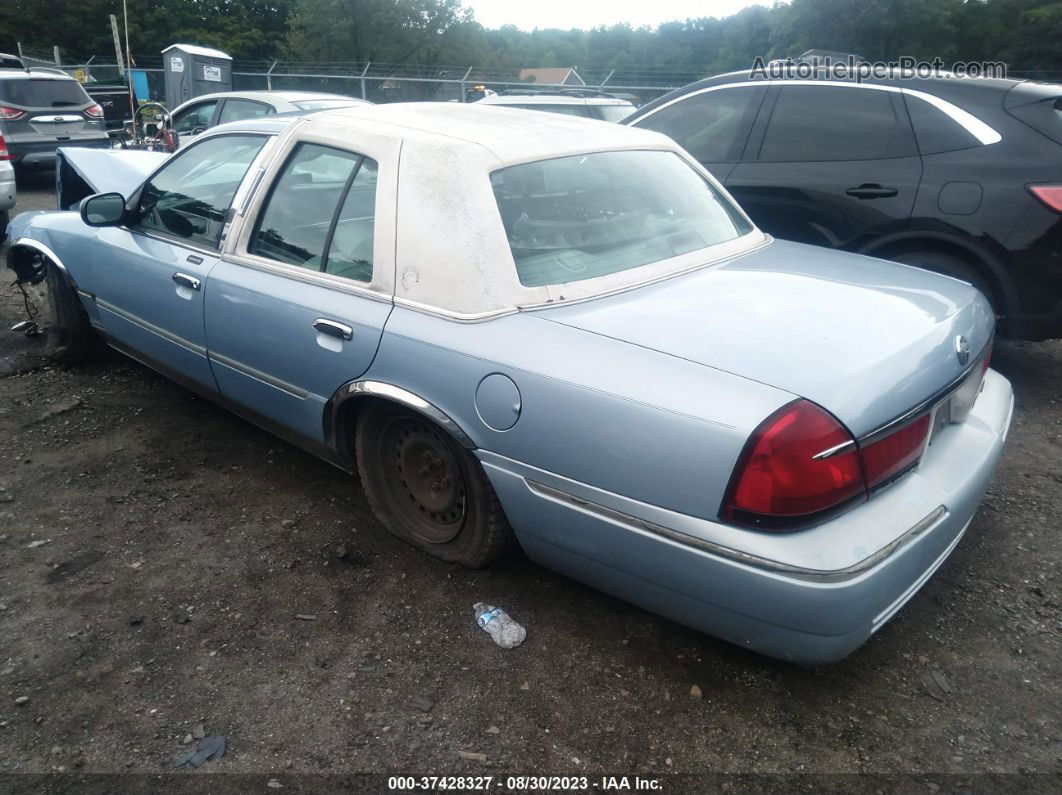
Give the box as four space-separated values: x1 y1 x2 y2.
80 192 127 227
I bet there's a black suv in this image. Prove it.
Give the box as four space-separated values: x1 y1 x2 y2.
624 70 1062 340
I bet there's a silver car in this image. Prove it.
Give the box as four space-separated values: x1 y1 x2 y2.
5 104 1012 664
168 90 372 147
0 135 14 237
0 69 109 168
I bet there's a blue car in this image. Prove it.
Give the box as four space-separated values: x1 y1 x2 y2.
5 103 1013 663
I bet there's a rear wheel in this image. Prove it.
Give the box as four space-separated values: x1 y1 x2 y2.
892 250 997 310
355 401 513 567
0 210 8 240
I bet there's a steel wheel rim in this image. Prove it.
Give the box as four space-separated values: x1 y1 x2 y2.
389 418 466 544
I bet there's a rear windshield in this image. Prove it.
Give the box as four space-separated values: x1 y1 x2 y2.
491 150 753 287
0 78 90 108
292 99 358 110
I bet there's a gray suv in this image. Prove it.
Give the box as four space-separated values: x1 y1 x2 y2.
0 70 109 168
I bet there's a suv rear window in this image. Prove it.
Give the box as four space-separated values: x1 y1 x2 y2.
0 77 90 108
490 150 752 287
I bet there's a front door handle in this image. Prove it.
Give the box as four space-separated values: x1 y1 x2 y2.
845 184 899 199
313 318 353 341
172 272 201 290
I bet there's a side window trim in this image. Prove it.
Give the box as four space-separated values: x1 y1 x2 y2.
900 88 1002 146
743 84 779 162
126 132 270 252
319 156 365 274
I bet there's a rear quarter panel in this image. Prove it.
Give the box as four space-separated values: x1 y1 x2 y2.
364 306 796 521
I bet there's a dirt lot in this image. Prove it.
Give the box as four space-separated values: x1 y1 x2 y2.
0 172 1060 791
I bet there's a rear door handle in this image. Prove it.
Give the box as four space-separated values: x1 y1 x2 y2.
313 318 353 341
172 272 201 290
846 184 899 199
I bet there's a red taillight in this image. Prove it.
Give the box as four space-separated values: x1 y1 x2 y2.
84 102 105 119
0 105 25 121
0 132 10 161
1029 184 1062 214
724 400 865 524
860 414 931 491
724 400 935 529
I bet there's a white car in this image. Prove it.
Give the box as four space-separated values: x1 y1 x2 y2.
169 90 372 146
0 131 16 239
475 93 634 122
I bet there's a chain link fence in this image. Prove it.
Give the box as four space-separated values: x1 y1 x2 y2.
15 46 698 107
17 45 1060 110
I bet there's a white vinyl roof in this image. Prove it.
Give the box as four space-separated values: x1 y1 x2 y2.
277 103 767 319
316 102 660 166
162 44 232 60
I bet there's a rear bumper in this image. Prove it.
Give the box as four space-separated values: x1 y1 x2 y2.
481 369 1014 664
8 136 111 168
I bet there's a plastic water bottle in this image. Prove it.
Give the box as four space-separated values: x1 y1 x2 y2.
474 603 526 649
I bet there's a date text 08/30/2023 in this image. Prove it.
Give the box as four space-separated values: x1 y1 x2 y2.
387 775 663 791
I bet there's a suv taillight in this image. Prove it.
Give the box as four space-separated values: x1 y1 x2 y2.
723 399 933 529
84 102 105 119
1028 184 1062 213
0 132 11 161
0 105 26 121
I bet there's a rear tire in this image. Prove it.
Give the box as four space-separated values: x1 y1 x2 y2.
891 250 996 310
43 259 97 364
355 401 514 568
0 210 8 241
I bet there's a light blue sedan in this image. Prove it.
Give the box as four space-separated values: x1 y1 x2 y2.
5 103 1013 663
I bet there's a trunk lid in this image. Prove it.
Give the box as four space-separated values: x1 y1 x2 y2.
533 239 994 437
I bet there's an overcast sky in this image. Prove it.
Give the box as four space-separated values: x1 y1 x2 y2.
467 0 766 31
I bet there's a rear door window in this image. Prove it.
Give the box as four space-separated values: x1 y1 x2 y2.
634 86 766 163
759 85 916 162
249 143 378 283
0 77 90 108
218 99 275 124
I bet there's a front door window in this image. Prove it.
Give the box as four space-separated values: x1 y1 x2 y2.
132 134 267 249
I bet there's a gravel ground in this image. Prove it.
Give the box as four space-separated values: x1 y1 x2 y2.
0 171 1060 792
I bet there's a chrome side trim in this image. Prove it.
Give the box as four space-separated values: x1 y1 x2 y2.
526 479 947 583
633 80 1002 147
344 380 476 449
208 350 309 399
872 514 970 631
902 88 1002 145
95 297 207 357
